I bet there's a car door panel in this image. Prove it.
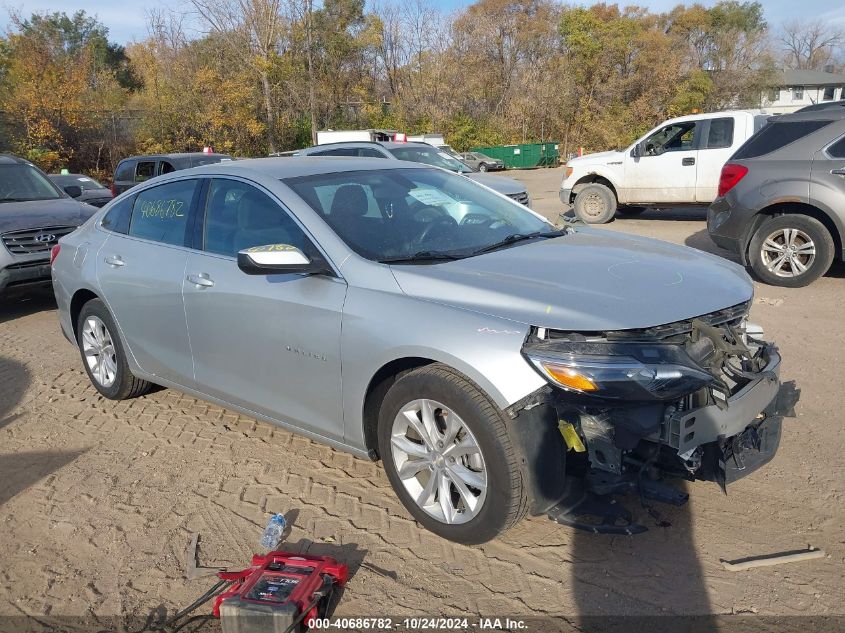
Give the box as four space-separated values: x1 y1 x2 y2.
695 117 739 203
96 179 199 385
182 178 347 441
623 121 699 203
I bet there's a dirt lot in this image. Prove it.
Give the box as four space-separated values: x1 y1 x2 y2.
1 166 843 630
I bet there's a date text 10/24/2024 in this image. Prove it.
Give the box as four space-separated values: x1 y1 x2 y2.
307 617 528 630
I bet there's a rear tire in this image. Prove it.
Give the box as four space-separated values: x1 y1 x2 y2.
377 364 527 544
478 163 488 172
77 298 152 400
573 183 617 224
748 214 834 287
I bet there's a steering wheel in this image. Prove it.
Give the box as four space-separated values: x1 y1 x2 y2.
459 213 494 228
413 215 458 246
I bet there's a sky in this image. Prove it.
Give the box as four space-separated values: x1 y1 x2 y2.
1 0 844 45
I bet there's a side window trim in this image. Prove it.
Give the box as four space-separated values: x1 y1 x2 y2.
195 175 340 276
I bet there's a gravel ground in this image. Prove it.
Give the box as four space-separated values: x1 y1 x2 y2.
1 166 843 631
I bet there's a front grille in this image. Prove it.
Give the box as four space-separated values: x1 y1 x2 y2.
507 191 530 205
2 225 77 254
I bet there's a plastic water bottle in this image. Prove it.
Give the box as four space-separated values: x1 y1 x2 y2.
260 514 287 550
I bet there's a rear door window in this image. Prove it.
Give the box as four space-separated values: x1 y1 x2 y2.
159 161 177 175
732 120 834 159
115 161 134 182
128 179 198 246
705 118 734 149
135 161 156 182
313 148 357 157
356 148 387 158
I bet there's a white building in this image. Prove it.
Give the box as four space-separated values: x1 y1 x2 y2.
762 69 845 113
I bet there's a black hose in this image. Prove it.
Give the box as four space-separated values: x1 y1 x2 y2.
163 579 228 627
170 614 216 633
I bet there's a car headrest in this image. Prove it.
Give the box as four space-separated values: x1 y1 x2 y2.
237 190 279 230
330 184 368 219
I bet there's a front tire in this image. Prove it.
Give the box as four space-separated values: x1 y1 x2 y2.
748 214 834 287
573 183 617 223
77 298 152 400
377 364 527 544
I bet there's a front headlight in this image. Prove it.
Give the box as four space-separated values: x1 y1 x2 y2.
526 352 714 401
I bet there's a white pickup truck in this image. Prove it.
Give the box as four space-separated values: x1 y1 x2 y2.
560 110 770 223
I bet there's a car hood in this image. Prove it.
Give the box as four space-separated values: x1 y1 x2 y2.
568 150 625 166
0 198 97 233
465 173 526 195
389 228 753 331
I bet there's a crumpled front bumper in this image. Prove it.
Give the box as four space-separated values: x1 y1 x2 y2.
662 343 799 487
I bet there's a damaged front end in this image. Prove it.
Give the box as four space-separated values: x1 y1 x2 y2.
510 301 800 534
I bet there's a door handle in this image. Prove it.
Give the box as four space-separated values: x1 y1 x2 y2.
104 255 124 267
682 157 696 166
831 168 845 176
187 273 215 288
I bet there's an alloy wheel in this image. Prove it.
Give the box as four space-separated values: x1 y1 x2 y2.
390 399 487 525
81 316 118 388
760 227 816 278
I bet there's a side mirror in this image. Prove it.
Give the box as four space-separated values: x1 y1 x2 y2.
237 244 330 276
64 185 83 198
631 143 642 158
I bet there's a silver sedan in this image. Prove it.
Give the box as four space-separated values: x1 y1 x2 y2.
52 158 793 542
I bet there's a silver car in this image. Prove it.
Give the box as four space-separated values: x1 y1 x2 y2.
53 158 798 543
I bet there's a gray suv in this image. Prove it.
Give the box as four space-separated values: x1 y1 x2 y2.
53 157 797 543
295 142 530 205
708 109 845 287
1 155 97 295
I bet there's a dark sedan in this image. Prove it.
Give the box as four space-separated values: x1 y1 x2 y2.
49 174 114 208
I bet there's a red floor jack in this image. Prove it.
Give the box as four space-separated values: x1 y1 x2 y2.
160 550 348 633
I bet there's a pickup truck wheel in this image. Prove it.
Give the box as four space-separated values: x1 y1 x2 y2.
573 183 617 223
478 163 488 172
77 299 152 400
378 364 527 544
749 215 834 288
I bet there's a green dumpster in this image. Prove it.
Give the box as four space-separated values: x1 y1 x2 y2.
470 142 560 169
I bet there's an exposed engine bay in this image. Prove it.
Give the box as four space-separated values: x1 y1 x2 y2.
511 301 800 534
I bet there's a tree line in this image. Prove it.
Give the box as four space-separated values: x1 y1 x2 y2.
0 1 843 179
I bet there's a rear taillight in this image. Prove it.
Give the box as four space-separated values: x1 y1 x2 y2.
718 163 748 197
50 244 61 265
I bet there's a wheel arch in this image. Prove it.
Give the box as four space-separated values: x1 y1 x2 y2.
747 202 844 263
69 288 100 339
571 173 619 202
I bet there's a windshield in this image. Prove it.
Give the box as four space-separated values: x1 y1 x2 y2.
284 168 554 262
0 164 62 202
51 175 107 190
388 147 475 173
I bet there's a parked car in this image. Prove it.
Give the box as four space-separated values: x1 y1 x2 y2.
561 110 769 223
708 108 845 287
53 157 797 543
295 142 530 206
112 152 232 196
48 173 113 208
459 152 505 172
1 155 97 295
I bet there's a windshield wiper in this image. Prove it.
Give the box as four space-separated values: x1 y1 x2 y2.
378 250 463 264
471 229 567 255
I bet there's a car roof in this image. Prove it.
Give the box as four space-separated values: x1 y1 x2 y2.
0 154 32 165
48 173 88 178
176 156 434 179
118 152 232 163
772 107 845 122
